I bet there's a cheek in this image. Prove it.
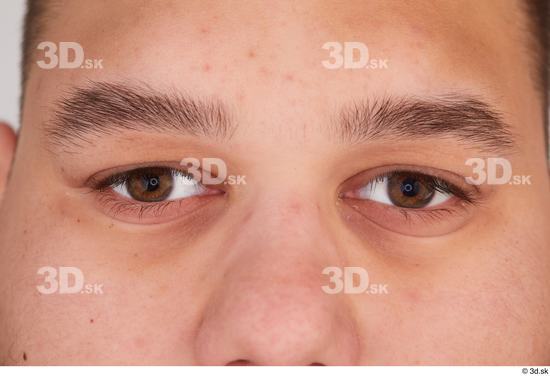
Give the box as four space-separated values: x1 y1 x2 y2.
405 246 548 362
0 228 211 364
0 204 211 360
348 234 550 364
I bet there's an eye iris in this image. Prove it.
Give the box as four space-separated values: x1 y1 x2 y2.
388 172 435 208
127 168 173 202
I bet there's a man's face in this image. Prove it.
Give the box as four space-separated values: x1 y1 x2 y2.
0 0 549 365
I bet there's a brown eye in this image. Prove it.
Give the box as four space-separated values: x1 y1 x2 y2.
387 172 435 208
109 167 206 203
340 167 480 237
347 171 454 209
126 167 175 202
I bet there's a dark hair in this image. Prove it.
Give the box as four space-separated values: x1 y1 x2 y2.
20 0 550 153
525 0 549 151
21 0 48 95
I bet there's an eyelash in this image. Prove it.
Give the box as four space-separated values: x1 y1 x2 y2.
97 194 176 218
89 167 192 192
87 166 481 223
396 206 466 224
89 167 198 219
341 169 483 225
368 171 477 204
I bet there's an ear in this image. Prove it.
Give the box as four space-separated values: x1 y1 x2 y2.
0 121 17 200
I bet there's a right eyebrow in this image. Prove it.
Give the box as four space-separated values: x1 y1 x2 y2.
335 95 516 154
45 81 235 150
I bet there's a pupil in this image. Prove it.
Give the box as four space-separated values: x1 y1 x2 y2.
143 176 160 192
400 178 419 197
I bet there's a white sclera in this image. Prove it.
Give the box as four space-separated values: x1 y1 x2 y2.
356 176 452 208
113 172 205 201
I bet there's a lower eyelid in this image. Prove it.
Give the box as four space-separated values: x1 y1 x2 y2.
341 197 476 237
97 191 172 217
93 189 223 225
348 196 464 215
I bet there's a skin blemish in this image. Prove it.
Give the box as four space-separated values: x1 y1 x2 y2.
90 319 94 323
23 352 27 361
284 73 294 81
76 218 80 223
202 63 211 72
199 26 210 34
258 66 271 77
247 49 256 59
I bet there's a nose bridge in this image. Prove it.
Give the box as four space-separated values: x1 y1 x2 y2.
243 185 333 246
194 192 360 365
221 189 342 275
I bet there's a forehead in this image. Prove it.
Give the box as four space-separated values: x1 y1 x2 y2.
34 1 529 89
28 0 536 136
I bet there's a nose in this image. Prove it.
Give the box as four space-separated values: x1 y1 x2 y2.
194 197 360 365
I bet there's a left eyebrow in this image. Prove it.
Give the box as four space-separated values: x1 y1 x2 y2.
334 95 516 153
45 80 235 151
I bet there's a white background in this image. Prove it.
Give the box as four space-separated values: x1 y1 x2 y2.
0 0 25 131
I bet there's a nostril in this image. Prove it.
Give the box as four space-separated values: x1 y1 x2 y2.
226 359 253 366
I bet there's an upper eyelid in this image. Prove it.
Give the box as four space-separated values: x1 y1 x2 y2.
345 164 481 191
85 160 223 188
366 165 465 182
89 166 193 191
369 171 454 192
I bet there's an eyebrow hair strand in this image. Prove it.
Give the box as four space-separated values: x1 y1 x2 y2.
336 95 516 153
46 80 234 150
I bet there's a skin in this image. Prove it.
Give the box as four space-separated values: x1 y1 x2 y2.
0 0 549 365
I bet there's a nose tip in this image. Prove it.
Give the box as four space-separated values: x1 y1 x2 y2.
193 194 360 365
194 257 360 365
